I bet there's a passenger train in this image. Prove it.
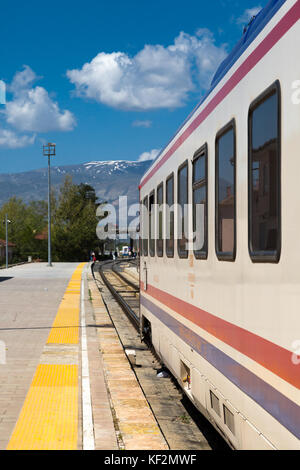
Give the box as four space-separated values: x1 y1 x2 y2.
139 0 300 450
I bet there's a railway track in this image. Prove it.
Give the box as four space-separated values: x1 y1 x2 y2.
98 259 140 326
93 259 229 451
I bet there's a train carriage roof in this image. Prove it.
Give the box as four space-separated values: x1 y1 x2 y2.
140 0 287 184
211 0 286 88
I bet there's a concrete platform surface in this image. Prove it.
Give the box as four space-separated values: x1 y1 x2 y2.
0 262 166 451
0 262 81 449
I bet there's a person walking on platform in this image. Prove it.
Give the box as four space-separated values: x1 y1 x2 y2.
91 252 96 277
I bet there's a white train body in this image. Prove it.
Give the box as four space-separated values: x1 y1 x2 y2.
139 0 300 450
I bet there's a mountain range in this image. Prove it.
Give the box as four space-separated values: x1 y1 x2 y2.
0 160 152 208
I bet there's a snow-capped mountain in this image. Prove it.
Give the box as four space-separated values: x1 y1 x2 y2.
0 160 152 207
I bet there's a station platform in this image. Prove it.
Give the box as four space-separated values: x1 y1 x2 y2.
0 262 167 450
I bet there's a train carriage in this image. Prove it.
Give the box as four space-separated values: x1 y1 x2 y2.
139 0 300 450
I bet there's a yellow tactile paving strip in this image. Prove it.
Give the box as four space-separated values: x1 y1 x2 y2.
7 263 86 450
7 365 78 450
47 264 85 344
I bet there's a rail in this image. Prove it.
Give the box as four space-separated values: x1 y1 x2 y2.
112 259 139 291
97 259 140 327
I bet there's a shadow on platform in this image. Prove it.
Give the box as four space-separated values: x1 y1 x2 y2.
0 277 13 283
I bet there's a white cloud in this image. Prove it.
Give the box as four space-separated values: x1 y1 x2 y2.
67 30 227 111
9 65 38 94
5 66 76 133
0 80 6 105
132 120 152 128
138 149 161 162
236 6 262 25
0 128 35 148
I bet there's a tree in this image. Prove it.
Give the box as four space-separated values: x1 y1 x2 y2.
52 176 100 261
0 197 48 262
0 177 103 263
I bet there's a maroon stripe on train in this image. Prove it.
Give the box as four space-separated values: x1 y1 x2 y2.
141 281 300 389
140 0 300 189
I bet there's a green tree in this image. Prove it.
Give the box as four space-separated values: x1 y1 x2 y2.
52 176 100 261
0 197 48 262
0 177 102 264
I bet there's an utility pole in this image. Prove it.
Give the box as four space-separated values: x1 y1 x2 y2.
43 143 56 267
4 214 11 269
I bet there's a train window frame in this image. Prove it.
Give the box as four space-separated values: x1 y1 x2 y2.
149 190 155 257
177 160 189 259
166 172 175 258
138 200 142 257
156 182 164 258
193 143 208 260
215 119 237 262
248 80 281 263
142 195 149 257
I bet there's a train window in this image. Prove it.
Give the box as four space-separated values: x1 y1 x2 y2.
149 191 155 257
223 405 235 435
210 390 221 417
166 174 174 258
248 81 281 263
157 183 164 257
215 120 236 261
178 161 189 259
138 202 142 256
193 144 208 259
142 196 148 257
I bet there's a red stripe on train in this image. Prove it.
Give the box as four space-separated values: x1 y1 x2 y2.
140 0 300 190
140 281 300 390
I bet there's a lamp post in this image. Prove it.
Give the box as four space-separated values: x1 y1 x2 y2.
4 214 11 269
43 142 56 267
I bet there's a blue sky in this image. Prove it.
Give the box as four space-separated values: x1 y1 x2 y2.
0 0 264 173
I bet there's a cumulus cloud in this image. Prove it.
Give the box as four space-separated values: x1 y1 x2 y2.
132 120 152 128
138 149 161 162
67 30 227 111
236 6 262 25
9 65 38 94
0 128 35 148
0 80 6 105
5 66 76 133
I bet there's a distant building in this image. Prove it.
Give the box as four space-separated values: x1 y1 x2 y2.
34 228 48 241
0 239 15 264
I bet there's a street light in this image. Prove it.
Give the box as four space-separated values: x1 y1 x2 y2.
3 214 11 269
43 142 56 267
